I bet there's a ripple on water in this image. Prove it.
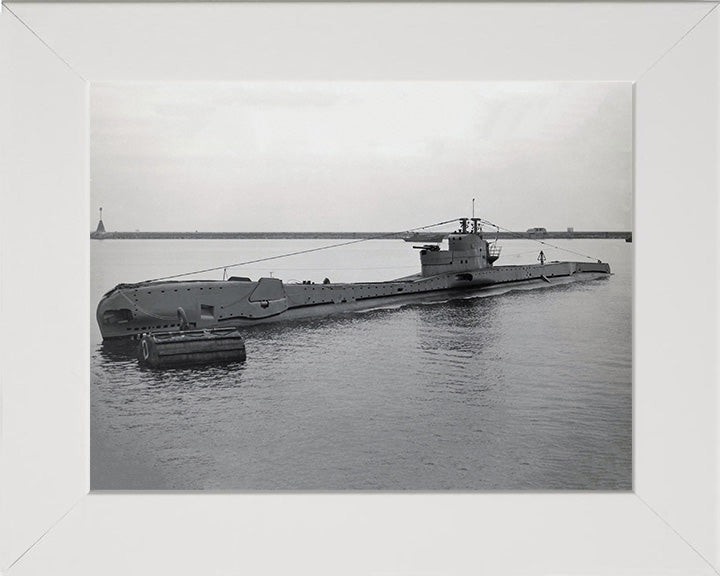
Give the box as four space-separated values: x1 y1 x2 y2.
91 240 632 490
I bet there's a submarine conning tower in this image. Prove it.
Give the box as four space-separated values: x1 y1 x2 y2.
419 217 496 277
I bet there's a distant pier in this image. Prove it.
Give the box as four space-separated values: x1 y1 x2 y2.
90 230 632 242
403 231 632 242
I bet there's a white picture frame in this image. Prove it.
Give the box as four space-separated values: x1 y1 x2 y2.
1 2 718 574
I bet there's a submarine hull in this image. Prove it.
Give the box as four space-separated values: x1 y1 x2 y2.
97 260 610 340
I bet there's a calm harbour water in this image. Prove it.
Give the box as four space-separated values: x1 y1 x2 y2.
91 238 632 490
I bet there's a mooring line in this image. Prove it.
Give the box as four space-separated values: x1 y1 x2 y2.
479 218 602 262
140 218 459 283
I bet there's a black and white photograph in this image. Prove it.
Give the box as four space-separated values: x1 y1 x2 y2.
8 1 720 573
90 81 632 491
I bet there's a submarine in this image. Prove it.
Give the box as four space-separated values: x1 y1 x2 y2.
96 217 611 340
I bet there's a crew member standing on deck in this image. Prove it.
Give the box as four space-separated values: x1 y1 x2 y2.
538 250 546 265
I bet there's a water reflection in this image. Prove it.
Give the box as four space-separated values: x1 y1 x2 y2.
98 338 137 362
140 364 248 391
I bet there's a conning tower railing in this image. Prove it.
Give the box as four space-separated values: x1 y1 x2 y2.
488 243 502 264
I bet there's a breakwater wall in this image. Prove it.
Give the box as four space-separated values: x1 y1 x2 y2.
91 231 404 240
90 231 632 241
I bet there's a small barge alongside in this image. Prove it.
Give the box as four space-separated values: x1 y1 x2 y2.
137 327 246 368
96 217 611 340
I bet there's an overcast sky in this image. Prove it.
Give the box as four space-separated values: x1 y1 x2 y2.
91 82 632 233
